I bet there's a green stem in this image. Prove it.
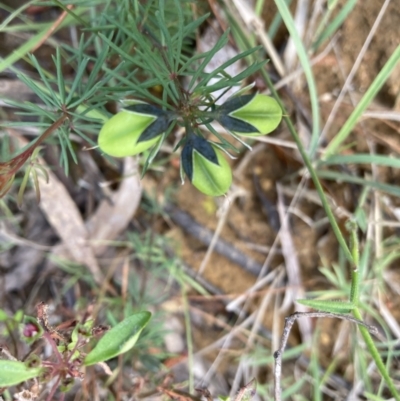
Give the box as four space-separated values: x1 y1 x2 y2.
352 308 400 401
348 221 360 304
349 268 360 306
261 69 353 263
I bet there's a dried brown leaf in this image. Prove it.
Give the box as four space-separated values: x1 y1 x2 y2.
37 163 104 283
86 157 142 255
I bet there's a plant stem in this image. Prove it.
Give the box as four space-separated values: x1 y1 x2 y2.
261 69 353 263
32 112 70 148
348 220 360 304
352 308 400 401
349 268 360 306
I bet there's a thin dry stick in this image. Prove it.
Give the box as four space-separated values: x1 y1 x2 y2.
273 36 337 92
224 177 310 394
273 311 379 401
228 0 286 77
197 187 245 276
283 0 309 72
32 4 74 53
346 359 377 401
229 269 286 396
224 176 308 396
276 183 312 344
319 0 391 146
205 0 235 47
117 257 130 401
226 266 281 311
199 311 257 387
233 379 257 401
304 0 324 48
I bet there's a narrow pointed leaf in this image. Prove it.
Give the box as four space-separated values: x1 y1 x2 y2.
234 379 257 401
192 135 218 164
181 138 195 181
137 114 170 143
217 115 258 133
219 93 256 113
217 94 282 136
124 103 169 117
297 299 355 313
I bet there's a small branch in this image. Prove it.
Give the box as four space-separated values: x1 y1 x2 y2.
165 204 264 276
32 5 75 53
273 311 378 401
0 113 69 198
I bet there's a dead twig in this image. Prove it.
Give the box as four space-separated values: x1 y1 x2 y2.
165 205 264 277
273 311 378 401
32 4 75 53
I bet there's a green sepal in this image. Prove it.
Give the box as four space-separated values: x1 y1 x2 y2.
181 134 218 181
98 103 172 157
297 299 355 314
141 132 167 178
123 103 168 117
218 93 256 114
217 114 259 134
181 135 232 196
137 114 170 143
216 94 282 136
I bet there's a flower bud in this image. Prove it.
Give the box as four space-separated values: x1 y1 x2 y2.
98 103 171 157
216 94 282 136
181 135 232 196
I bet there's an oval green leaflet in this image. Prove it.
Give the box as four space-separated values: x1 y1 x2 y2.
84 311 151 366
216 94 282 136
98 103 172 157
181 135 232 196
0 360 42 386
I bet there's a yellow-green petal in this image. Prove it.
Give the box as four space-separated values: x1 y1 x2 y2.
98 110 159 157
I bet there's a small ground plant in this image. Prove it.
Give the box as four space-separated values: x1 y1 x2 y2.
0 303 150 401
0 0 282 200
0 2 281 398
1 0 400 400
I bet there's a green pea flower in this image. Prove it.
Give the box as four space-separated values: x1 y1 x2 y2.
181 135 232 196
98 103 171 157
216 93 282 136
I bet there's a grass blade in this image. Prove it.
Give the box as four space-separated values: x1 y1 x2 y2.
324 44 400 157
274 0 320 158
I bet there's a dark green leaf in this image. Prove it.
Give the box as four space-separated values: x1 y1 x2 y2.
217 115 259 133
137 115 171 143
